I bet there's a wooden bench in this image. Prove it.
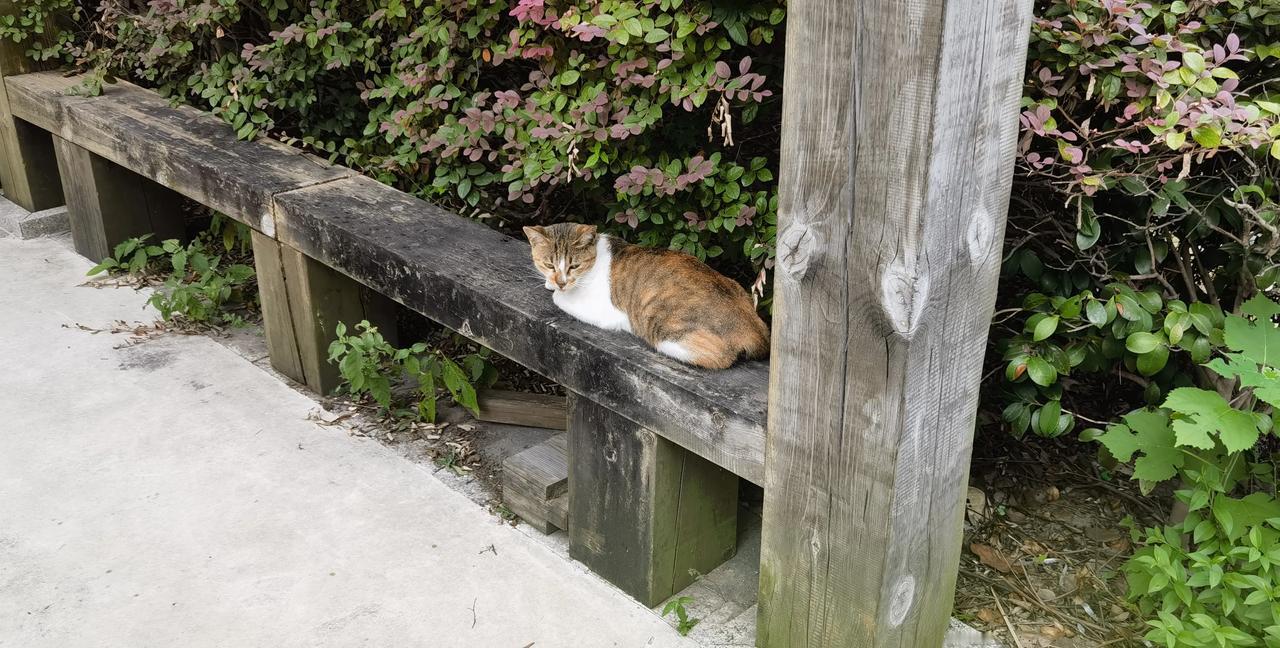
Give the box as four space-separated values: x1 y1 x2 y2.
3 71 758 608
0 0 1037 639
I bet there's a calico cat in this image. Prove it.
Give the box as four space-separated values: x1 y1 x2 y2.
522 222 769 369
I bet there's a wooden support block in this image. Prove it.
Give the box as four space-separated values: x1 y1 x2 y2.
251 231 397 394
52 136 183 261
568 394 737 607
0 1 62 211
502 433 569 534
477 389 567 430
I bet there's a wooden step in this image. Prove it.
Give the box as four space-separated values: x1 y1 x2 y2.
476 389 567 430
502 434 568 534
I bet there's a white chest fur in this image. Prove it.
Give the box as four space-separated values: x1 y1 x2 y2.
551 237 632 333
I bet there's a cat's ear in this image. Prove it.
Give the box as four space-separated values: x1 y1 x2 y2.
523 226 549 245
571 224 597 247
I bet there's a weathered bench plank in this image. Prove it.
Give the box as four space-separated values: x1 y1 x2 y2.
272 174 768 483
53 136 184 260
6 72 351 232
5 71 769 483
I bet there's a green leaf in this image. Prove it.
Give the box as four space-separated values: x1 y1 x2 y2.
1212 493 1280 541
1182 51 1205 74
1086 300 1107 327
1137 346 1170 376
340 350 365 392
1191 125 1221 148
463 355 486 381
1126 332 1163 354
725 22 747 46
1095 409 1183 483
644 28 669 43
1164 387 1262 452
1033 315 1059 342
1025 356 1057 387
1038 400 1061 437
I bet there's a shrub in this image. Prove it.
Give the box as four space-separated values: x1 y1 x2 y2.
1090 295 1280 647
992 0 1280 435
5 0 783 305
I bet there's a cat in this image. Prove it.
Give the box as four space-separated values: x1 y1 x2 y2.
522 222 769 369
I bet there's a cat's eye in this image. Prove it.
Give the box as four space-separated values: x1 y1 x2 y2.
568 263 580 270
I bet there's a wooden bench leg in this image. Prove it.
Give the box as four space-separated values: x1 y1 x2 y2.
251 231 397 394
0 8 63 212
52 136 183 261
568 394 738 607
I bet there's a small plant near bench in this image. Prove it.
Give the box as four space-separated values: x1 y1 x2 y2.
661 595 700 636
87 217 259 326
327 320 496 423
1086 294 1280 647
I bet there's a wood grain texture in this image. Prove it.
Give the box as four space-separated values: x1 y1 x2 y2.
250 233 397 393
502 433 569 533
0 1 62 211
5 72 349 231
53 136 183 261
250 231 306 383
278 244 398 394
758 1 1033 646
272 174 768 483
568 394 737 607
477 389 567 430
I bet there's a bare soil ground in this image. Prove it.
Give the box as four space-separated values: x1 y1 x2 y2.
956 440 1160 647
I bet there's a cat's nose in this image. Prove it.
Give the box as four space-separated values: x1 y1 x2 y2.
554 275 567 288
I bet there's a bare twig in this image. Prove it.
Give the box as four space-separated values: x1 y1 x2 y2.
991 586 1026 648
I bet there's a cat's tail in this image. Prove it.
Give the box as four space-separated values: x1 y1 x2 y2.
742 316 771 360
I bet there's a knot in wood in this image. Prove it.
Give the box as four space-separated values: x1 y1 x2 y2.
710 409 727 441
887 575 916 627
458 319 474 338
878 260 930 340
966 208 997 267
776 223 816 280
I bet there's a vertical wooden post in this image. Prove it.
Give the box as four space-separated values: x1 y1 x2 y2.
568 394 738 607
0 0 62 211
758 1 1033 647
53 136 183 261
251 231 398 394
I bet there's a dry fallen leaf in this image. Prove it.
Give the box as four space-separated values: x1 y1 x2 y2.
966 486 989 524
976 607 1001 624
970 542 1015 573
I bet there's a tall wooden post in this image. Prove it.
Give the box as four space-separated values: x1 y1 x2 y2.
0 0 62 211
758 1 1033 647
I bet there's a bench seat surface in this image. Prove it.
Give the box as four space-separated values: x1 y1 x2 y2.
7 72 769 483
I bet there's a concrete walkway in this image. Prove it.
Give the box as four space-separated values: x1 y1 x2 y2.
0 235 695 647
